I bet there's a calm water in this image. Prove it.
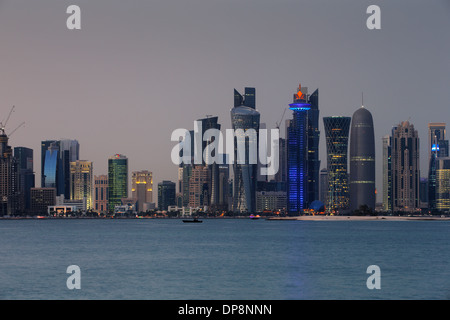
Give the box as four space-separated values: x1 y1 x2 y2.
0 218 449 300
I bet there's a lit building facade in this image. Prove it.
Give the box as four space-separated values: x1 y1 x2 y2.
108 154 128 212
132 170 153 212
30 188 56 214
286 84 311 214
70 160 93 210
188 165 209 208
349 106 375 212
436 157 450 212
428 123 448 211
231 87 260 213
323 116 351 213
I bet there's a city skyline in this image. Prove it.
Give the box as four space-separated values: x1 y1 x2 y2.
0 1 449 204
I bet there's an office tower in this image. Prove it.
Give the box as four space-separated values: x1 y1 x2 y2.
231 87 260 213
60 140 80 198
436 158 450 211
0 130 19 215
217 155 230 211
188 165 209 208
419 178 429 207
41 140 58 187
30 187 56 214
319 168 328 205
181 130 194 207
197 116 221 208
256 191 287 212
286 85 311 214
306 88 320 205
158 180 176 211
108 154 128 212
132 170 153 212
382 135 393 212
391 121 420 212
43 142 61 191
94 175 108 213
349 106 376 212
70 160 93 210
14 147 35 211
428 123 448 211
323 116 351 213
41 139 79 199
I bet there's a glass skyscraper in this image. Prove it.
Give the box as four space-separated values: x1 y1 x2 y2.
286 85 311 214
323 116 351 213
108 154 128 212
158 180 176 211
231 87 260 213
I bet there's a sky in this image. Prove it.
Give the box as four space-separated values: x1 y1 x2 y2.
0 0 449 203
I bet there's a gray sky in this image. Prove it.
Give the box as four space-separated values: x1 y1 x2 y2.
1 0 449 202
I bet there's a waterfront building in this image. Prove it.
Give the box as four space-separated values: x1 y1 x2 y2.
323 116 351 213
94 175 108 213
70 160 93 210
30 187 56 214
349 105 375 212
0 130 19 215
231 87 260 213
132 170 153 212
382 135 393 212
436 157 450 211
256 191 286 213
188 165 209 208
158 180 176 211
391 121 420 212
108 154 128 212
319 168 328 206
428 123 448 211
286 85 311 214
14 147 35 212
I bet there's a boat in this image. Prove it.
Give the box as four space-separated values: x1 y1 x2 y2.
182 218 202 223
249 214 260 220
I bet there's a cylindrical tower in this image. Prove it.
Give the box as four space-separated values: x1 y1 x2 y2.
349 107 376 212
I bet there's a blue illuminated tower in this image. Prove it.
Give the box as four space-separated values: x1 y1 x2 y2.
287 85 311 215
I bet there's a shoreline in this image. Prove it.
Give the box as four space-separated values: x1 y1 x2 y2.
266 215 450 221
0 215 450 221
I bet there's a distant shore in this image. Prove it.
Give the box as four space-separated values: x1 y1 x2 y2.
1 215 450 221
266 215 450 221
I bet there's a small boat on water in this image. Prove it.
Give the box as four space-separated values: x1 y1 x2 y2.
182 218 202 223
249 214 260 220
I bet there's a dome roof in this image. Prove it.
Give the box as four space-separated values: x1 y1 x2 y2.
352 106 373 124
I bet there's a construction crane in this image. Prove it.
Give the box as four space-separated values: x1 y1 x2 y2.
276 107 287 130
8 122 25 137
0 105 15 134
0 105 25 137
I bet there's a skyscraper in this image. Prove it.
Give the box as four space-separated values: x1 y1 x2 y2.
349 106 375 212
158 180 176 211
132 170 153 212
436 157 450 211
70 160 93 210
0 130 19 215
323 116 351 213
286 85 311 214
382 135 393 212
428 123 448 211
391 121 420 212
43 142 61 191
94 175 108 213
108 154 128 212
306 88 320 205
14 147 35 211
231 87 260 213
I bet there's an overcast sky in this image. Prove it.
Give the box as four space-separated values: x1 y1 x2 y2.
1 0 449 202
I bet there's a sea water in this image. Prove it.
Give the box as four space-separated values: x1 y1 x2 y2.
0 218 449 300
